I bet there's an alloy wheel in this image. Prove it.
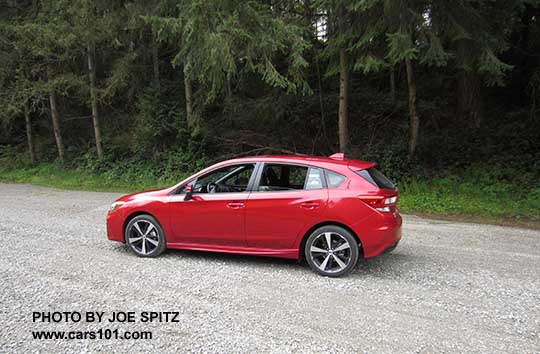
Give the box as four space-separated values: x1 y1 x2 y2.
309 232 352 274
128 220 160 256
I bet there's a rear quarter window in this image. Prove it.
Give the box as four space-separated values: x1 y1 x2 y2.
325 170 346 188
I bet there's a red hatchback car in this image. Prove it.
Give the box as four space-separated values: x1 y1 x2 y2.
107 153 402 277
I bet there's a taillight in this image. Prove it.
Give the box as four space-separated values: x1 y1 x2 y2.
385 196 397 205
359 195 397 212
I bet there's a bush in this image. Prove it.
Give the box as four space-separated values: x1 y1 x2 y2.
0 145 31 169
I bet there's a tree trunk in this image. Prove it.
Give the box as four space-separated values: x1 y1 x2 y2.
338 47 349 153
405 58 419 161
303 0 312 27
24 101 36 165
390 65 396 106
49 90 65 162
151 29 160 88
87 43 103 158
337 5 349 154
184 72 195 128
457 70 482 128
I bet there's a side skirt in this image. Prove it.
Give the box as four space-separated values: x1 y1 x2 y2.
166 242 299 260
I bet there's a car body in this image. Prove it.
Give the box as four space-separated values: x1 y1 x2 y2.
107 153 402 276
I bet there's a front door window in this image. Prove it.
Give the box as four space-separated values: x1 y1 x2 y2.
187 163 255 194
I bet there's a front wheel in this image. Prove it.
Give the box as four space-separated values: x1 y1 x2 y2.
125 215 166 257
304 226 359 277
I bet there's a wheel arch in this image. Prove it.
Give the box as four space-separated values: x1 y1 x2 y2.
123 211 162 242
298 221 362 260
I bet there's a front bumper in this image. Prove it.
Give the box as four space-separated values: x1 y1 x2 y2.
106 210 125 243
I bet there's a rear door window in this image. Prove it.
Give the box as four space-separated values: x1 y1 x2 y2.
258 164 323 191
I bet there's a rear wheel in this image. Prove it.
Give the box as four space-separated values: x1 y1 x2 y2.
125 215 166 257
304 225 359 277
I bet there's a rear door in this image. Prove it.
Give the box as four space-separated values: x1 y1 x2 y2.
244 163 328 249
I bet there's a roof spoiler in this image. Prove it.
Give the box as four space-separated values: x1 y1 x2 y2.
329 152 345 160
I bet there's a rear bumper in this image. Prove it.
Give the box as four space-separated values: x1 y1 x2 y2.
351 211 402 258
382 240 400 254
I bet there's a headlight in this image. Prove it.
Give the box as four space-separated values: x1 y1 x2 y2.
109 201 125 212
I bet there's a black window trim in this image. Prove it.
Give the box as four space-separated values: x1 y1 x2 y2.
251 162 327 193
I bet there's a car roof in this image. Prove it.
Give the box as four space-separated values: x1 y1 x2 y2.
221 154 376 171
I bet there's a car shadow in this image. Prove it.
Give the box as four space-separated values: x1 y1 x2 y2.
351 252 417 277
111 243 415 278
166 247 416 277
164 248 300 268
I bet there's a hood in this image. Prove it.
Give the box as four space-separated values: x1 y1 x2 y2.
116 187 172 203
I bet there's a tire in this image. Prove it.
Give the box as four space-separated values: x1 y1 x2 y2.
304 225 359 277
124 215 166 257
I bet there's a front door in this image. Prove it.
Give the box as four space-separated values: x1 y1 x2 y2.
169 163 256 246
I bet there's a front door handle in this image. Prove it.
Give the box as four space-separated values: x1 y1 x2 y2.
300 202 319 210
227 202 245 209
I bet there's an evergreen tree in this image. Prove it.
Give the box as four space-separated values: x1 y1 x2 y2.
147 0 311 131
430 0 521 127
313 0 384 154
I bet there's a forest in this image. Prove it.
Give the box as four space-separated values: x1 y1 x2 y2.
0 0 539 225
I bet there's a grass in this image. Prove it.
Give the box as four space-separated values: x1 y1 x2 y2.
398 177 540 228
0 164 174 194
1 163 539 229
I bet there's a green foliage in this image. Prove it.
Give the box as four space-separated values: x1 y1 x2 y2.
420 33 452 67
354 55 387 74
1 146 538 225
399 170 540 224
386 32 418 64
131 85 185 155
0 143 209 193
148 0 311 98
317 0 388 76
431 0 520 85
0 145 32 169
478 49 514 86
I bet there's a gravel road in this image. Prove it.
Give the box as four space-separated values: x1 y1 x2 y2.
0 183 539 354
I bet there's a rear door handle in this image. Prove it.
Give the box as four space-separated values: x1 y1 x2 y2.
300 202 319 210
227 202 245 209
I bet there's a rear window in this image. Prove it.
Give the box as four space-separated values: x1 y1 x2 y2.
356 168 396 190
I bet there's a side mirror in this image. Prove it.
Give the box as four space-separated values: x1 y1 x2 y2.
184 185 193 201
